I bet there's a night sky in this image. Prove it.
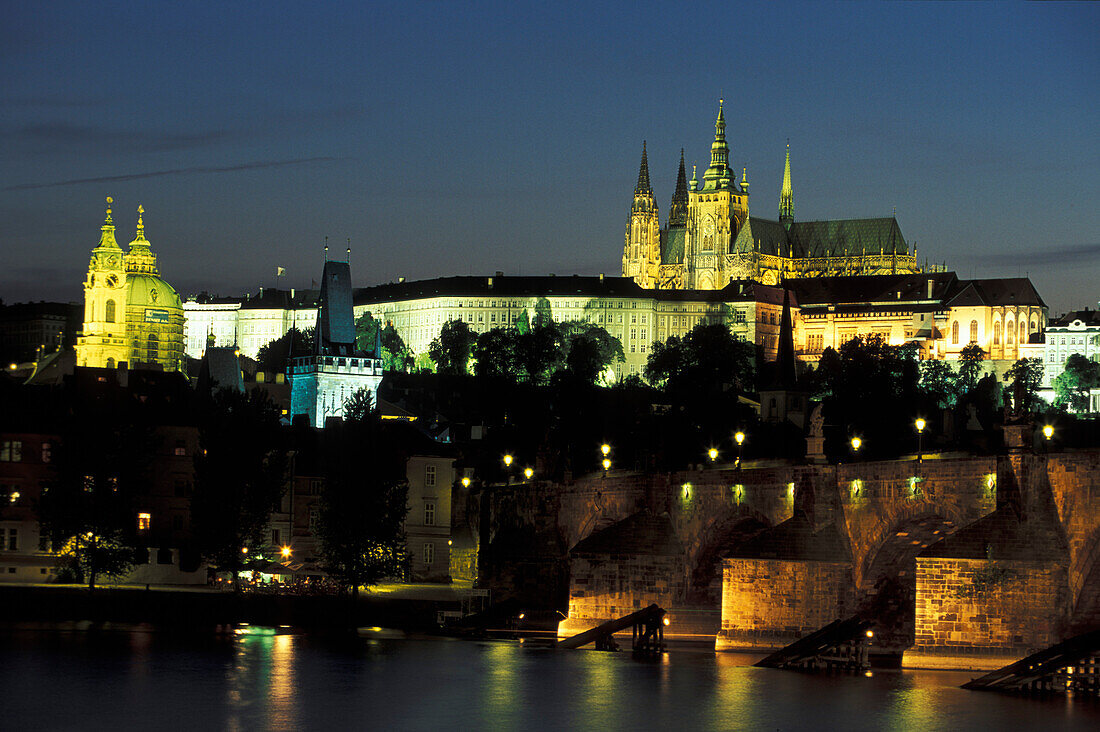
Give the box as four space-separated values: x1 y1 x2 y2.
2 2 1097 314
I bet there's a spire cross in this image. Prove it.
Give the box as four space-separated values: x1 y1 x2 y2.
105 196 113 224
136 204 145 236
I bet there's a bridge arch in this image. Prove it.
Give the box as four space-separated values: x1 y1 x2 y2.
685 506 771 605
1070 527 1100 633
853 499 970 590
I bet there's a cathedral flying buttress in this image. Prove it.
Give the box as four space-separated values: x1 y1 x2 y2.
623 101 925 291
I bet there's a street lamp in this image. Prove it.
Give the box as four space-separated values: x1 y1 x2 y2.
734 431 745 469
850 436 862 457
915 418 926 464
602 458 611 472
461 476 471 488
708 447 719 463
503 454 513 468
524 467 534 481
600 443 611 457
1043 424 1054 441
280 545 292 560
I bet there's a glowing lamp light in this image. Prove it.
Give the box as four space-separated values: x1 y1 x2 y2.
9 491 19 504
602 458 611 471
280 546 292 559
1043 425 1054 440
461 476 471 488
600 443 611 456
734 432 745 446
915 418 926 433
662 617 670 626
518 613 525 620
524 467 534 480
503 454 513 467
866 629 874 638
851 436 862 452
708 447 718 462
241 547 249 554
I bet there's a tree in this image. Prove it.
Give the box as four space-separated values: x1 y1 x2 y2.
957 344 986 396
515 309 532 336
644 323 755 395
256 327 313 373
1003 358 1044 416
355 311 382 354
517 320 564 385
316 409 409 596
343 387 374 422
473 328 522 379
429 320 476 375
533 297 554 329
559 321 625 384
191 388 288 590
381 323 415 372
1053 354 1100 412
919 360 958 408
39 398 154 589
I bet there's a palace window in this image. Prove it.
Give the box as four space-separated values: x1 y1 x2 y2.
425 465 436 487
105 299 116 323
7 528 17 551
0 441 21 462
424 502 435 527
423 542 434 565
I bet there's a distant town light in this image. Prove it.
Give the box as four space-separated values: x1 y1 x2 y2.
9 491 20 504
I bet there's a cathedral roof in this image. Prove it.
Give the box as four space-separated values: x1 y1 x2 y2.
788 217 908 257
662 227 686 264
733 217 791 256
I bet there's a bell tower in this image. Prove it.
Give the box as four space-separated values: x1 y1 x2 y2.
76 197 130 368
622 141 661 288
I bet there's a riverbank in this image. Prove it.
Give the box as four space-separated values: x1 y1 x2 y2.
0 583 463 631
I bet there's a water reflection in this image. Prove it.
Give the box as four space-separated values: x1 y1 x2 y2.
2 628 1100 731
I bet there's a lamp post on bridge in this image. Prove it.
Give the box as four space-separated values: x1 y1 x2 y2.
734 431 745 470
915 418 926 464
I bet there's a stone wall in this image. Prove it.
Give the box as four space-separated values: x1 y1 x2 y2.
562 553 685 634
715 558 852 650
914 557 1067 653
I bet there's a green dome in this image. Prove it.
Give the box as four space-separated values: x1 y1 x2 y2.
126 272 182 311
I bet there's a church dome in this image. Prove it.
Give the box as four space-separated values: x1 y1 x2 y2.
126 272 182 311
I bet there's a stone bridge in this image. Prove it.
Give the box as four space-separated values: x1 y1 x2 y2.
483 450 1100 664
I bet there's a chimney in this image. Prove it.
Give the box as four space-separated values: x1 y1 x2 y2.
495 271 504 277
926 278 934 299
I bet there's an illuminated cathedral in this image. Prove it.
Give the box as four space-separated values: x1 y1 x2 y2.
75 198 185 371
623 101 923 289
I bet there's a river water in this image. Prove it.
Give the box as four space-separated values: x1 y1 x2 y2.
3 626 1096 731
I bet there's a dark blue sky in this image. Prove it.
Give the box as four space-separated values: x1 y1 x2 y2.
2 1 1097 313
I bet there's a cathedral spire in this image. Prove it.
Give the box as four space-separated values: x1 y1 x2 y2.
703 99 732 189
634 141 653 196
779 141 794 229
669 148 689 227
134 204 146 241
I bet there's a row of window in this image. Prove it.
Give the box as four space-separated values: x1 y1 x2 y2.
0 440 52 463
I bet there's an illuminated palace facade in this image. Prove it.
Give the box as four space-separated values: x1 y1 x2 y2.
623 101 925 290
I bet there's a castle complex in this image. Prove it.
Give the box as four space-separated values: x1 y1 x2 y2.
75 199 185 372
623 101 922 289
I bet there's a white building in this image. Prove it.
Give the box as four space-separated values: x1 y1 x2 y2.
1035 306 1100 412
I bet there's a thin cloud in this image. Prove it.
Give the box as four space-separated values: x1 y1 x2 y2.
12 121 242 152
5 157 341 191
983 243 1100 267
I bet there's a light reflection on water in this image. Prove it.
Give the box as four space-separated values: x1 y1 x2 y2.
2 627 1099 731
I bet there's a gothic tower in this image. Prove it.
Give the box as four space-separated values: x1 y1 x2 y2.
622 141 661 288
684 100 750 289
779 142 794 230
76 197 130 368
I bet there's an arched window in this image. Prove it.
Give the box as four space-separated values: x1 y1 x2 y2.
951 321 959 345
993 321 1001 345
147 333 158 363
969 320 978 344
1030 318 1038 334
1020 321 1027 344
105 299 116 323
106 357 115 369
1007 320 1015 345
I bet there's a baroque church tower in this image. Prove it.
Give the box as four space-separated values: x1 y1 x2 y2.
621 142 661 289
76 198 130 368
